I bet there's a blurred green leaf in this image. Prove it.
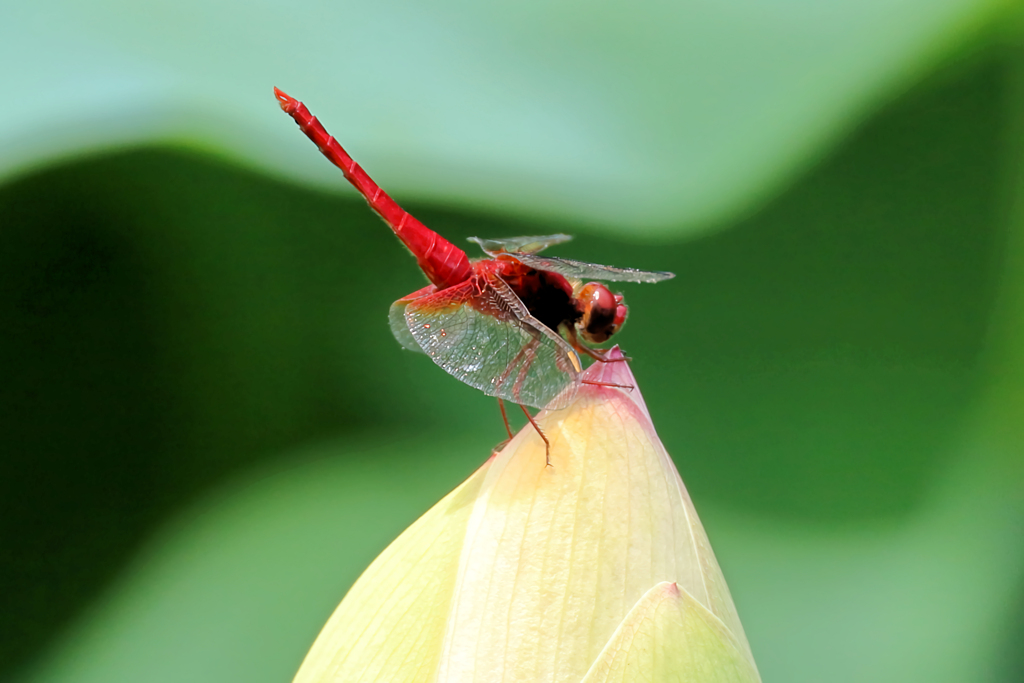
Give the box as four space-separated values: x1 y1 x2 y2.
14 435 486 683
0 0 1014 234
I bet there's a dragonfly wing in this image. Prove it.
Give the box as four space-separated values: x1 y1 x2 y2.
467 234 573 256
510 253 675 284
404 273 582 410
390 284 437 352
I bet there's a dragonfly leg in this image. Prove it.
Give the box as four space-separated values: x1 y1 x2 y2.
581 378 635 392
493 341 533 397
488 399 515 457
511 340 540 404
519 403 553 467
565 326 632 363
583 347 632 363
497 398 514 439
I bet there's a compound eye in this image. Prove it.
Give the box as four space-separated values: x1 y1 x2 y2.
578 282 622 343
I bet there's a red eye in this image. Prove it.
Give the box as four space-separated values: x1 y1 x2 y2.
578 282 624 344
581 282 615 313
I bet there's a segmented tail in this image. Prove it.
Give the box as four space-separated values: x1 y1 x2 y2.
274 87 472 289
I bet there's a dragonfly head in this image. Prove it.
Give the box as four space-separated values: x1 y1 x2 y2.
577 283 628 344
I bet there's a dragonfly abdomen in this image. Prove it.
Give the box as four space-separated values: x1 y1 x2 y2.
274 88 472 289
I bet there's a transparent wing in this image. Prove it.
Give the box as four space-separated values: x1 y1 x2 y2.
467 234 573 256
390 284 437 352
404 273 582 410
510 253 675 284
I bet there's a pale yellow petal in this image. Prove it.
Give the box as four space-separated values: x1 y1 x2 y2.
581 581 760 683
434 354 752 682
292 458 492 683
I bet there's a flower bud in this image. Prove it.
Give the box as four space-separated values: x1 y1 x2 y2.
293 348 760 682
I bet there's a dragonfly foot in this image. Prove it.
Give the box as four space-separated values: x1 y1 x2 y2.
519 404 552 467
490 438 511 458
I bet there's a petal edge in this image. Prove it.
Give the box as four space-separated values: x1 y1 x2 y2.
580 581 761 683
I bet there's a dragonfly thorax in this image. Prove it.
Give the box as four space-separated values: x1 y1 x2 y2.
499 265 579 333
496 260 627 346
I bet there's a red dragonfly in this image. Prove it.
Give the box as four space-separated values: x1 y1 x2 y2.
274 88 673 446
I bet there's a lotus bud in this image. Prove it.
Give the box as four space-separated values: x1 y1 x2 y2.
293 348 760 682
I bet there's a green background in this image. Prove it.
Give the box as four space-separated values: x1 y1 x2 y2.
2 1 1023 682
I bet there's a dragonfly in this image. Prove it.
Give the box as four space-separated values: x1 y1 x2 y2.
274 88 674 458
